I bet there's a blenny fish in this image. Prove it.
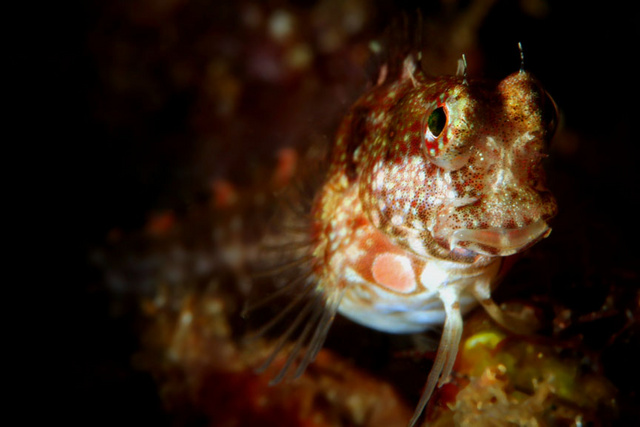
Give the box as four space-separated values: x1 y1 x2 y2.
252 48 558 426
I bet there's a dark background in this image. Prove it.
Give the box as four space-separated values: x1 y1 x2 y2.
44 0 637 425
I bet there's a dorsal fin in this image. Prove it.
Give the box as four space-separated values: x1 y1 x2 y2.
365 10 426 85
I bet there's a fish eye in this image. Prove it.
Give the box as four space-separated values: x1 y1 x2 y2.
422 101 470 171
426 107 447 139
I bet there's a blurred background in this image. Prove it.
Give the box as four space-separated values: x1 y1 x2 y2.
47 0 637 425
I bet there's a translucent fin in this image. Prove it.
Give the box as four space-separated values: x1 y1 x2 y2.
292 288 345 379
269 295 324 384
471 279 539 335
260 239 313 252
255 291 318 376
250 255 313 278
279 188 312 218
277 224 314 234
408 286 463 427
246 274 345 385
241 271 312 318
244 142 338 383
246 278 315 341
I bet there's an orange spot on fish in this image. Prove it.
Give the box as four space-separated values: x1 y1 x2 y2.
371 253 416 293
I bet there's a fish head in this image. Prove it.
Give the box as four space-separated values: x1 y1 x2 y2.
359 70 558 262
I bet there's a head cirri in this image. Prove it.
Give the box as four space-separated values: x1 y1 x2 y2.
335 61 559 264
253 51 559 427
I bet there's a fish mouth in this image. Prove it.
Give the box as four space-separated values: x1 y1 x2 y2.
449 219 551 256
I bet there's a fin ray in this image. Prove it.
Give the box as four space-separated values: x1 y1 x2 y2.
408 287 463 427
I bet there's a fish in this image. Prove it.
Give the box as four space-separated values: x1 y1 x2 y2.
250 46 559 426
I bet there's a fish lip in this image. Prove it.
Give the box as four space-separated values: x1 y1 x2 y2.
449 219 551 256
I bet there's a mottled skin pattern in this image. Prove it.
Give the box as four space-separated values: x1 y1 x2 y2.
300 57 558 426
260 56 558 426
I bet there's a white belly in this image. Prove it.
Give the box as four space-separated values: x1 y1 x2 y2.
337 257 500 334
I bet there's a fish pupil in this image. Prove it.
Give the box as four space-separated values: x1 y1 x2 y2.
427 107 446 138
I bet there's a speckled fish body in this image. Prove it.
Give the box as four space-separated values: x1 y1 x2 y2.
313 58 557 323
260 56 558 426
